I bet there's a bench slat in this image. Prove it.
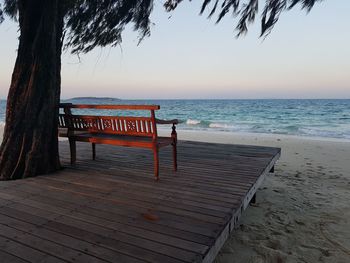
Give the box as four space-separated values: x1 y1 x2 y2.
58 114 155 137
59 104 160 110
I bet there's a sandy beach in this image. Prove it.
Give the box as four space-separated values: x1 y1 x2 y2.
1 126 349 262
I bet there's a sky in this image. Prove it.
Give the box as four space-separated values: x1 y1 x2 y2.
0 0 349 99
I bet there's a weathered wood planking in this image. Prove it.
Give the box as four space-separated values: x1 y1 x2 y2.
0 140 280 263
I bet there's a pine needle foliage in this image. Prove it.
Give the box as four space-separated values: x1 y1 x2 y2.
0 0 322 53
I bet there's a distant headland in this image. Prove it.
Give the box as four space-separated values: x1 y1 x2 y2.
63 97 121 101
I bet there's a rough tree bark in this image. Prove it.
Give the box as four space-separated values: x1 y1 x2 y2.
0 0 64 180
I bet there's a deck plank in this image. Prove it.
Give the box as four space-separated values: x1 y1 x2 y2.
0 140 280 263
0 250 31 263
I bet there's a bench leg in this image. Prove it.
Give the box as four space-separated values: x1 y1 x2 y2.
69 139 76 165
92 143 96 160
171 124 178 173
270 166 275 173
172 143 177 172
153 147 159 181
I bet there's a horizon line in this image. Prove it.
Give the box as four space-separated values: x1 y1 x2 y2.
1 97 350 101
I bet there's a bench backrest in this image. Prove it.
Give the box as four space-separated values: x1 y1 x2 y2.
58 104 160 138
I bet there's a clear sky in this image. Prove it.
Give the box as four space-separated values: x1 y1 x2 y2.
0 0 349 99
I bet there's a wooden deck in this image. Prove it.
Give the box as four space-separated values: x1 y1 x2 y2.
0 140 280 263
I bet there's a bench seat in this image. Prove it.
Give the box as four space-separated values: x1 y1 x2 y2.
60 132 174 148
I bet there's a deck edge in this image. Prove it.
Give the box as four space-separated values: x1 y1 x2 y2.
202 151 281 263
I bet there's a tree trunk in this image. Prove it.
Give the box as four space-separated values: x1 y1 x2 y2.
0 0 64 180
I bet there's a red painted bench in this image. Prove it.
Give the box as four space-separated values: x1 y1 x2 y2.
58 104 178 180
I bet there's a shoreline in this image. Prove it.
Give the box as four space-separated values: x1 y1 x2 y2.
2 123 350 145
159 128 350 144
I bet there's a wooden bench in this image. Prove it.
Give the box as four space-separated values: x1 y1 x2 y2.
58 103 178 180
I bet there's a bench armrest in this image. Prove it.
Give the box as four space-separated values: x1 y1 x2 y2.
156 118 179 125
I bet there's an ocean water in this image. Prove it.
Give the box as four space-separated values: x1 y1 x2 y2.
1 99 350 140
0 99 5 125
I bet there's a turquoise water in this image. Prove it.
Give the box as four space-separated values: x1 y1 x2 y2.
1 99 350 140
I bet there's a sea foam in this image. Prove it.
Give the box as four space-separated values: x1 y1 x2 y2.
186 119 201 125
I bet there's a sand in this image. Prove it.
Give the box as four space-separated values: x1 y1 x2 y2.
0 122 3 142
1 126 349 262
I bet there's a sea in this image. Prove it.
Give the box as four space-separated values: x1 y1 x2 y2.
1 98 350 140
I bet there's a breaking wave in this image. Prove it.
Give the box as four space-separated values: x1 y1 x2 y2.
186 119 201 125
